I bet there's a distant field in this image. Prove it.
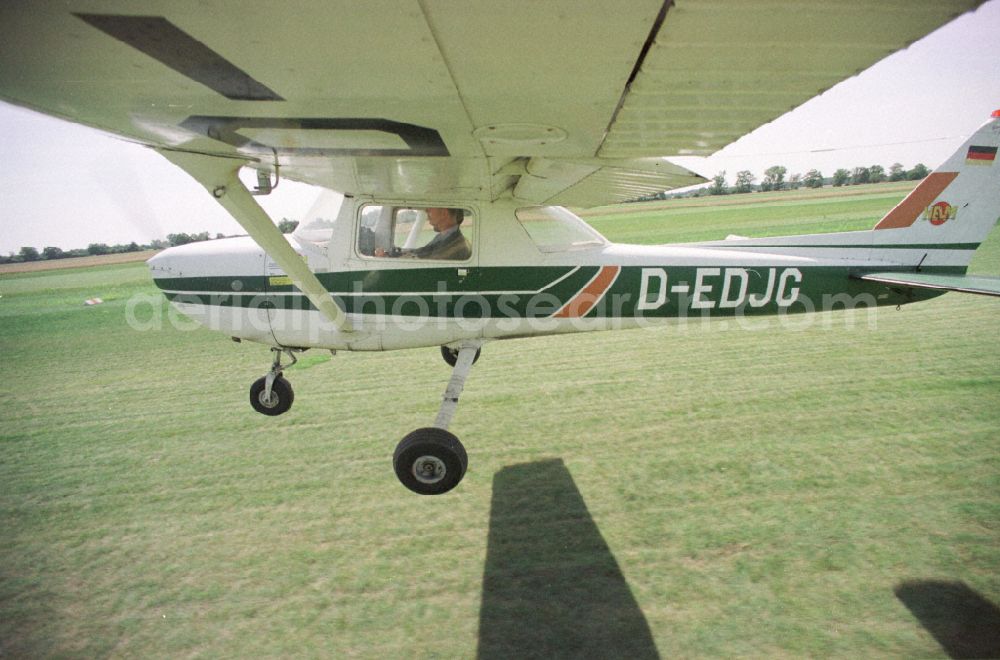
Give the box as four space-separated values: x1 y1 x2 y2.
582 181 920 244
587 180 919 213
1 185 998 658
0 249 159 274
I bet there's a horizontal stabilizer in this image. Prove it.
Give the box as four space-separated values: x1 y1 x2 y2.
858 272 1000 298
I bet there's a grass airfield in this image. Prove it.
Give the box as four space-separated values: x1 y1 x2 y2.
2 184 999 657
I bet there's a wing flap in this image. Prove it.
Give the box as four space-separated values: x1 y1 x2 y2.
546 160 706 207
510 157 706 206
858 272 1000 298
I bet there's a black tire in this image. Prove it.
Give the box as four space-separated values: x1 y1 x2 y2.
393 427 468 495
249 375 294 416
440 345 481 368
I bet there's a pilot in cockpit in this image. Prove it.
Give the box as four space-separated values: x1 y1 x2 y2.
375 207 471 261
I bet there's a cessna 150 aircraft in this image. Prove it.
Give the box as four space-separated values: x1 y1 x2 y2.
2 2 998 494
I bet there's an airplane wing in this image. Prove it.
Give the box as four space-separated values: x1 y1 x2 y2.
0 1 983 207
857 272 1000 298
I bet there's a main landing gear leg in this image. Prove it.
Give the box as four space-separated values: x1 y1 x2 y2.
249 347 297 416
393 341 483 495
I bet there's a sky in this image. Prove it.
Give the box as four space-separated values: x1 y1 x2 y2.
0 2 998 254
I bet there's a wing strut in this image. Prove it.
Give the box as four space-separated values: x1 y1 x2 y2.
158 149 355 334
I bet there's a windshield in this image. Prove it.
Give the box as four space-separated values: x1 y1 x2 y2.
293 190 345 245
514 206 608 253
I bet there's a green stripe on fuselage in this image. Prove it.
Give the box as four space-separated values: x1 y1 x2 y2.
154 266 588 295
156 265 949 319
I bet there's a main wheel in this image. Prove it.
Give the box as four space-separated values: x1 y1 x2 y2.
393 427 468 495
440 345 481 367
249 375 294 416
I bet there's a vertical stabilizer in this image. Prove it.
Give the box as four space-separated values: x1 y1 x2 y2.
872 111 1000 257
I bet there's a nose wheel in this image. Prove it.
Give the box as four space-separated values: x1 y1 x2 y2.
250 374 294 415
393 342 481 495
249 347 298 416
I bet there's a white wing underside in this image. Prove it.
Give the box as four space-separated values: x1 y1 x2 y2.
0 0 982 207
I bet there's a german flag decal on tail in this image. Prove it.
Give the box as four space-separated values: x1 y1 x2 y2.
966 145 997 166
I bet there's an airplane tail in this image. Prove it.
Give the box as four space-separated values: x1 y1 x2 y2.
871 110 1000 256
696 111 1000 297
858 110 1000 297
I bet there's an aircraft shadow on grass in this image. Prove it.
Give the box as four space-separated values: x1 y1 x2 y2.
895 579 1000 659
477 459 659 660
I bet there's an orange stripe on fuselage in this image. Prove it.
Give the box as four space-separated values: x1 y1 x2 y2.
873 171 959 230
552 265 621 318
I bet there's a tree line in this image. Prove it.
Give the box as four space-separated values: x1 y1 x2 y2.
706 162 929 196
635 162 931 202
1 219 298 265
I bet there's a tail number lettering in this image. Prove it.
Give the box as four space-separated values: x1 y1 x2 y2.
637 267 802 311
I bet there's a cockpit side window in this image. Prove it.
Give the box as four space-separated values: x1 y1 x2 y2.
357 205 473 261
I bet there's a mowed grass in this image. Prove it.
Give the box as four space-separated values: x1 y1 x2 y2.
1 185 999 657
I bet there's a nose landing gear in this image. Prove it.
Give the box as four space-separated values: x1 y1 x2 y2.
250 347 298 416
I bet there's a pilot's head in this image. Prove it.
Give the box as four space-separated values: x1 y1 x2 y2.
427 207 463 232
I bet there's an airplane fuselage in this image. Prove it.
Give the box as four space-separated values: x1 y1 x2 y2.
148 197 944 352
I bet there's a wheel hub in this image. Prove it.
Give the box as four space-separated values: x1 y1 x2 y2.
412 455 446 484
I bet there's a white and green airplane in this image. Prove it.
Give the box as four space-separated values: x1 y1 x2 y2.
1 2 996 494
